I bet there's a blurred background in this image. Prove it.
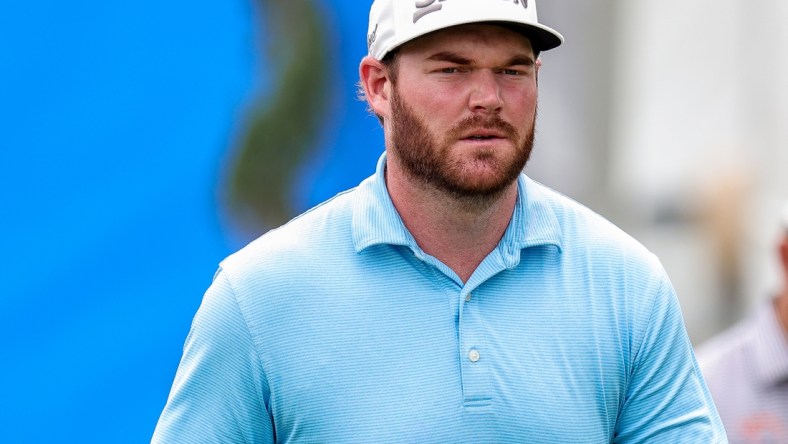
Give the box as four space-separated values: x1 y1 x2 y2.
1 0 786 442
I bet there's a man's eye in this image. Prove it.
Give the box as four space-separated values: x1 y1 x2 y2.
441 67 460 73
501 69 523 76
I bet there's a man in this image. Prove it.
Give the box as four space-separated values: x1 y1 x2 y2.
697 202 788 443
153 0 726 442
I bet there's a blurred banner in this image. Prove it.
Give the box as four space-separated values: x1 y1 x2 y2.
0 1 377 442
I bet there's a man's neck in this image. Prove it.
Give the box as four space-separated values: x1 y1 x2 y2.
385 164 519 284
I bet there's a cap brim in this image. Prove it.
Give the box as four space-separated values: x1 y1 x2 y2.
515 22 563 52
411 20 564 54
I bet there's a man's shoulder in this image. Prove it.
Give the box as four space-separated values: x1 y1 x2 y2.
525 178 657 263
221 188 358 277
526 179 617 233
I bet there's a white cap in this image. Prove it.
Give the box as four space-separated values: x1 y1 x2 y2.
367 0 564 60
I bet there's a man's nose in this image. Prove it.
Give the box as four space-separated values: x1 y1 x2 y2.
468 70 503 113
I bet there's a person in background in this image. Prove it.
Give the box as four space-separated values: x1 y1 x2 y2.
697 201 788 443
152 0 726 441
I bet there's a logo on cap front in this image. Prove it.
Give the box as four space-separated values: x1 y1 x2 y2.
413 0 529 24
413 0 446 24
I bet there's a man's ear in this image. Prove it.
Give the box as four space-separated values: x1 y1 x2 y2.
359 56 391 119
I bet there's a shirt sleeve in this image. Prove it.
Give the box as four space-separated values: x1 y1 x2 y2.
613 272 728 443
151 269 274 443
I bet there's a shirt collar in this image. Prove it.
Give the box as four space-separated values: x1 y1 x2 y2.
351 152 563 258
752 300 788 386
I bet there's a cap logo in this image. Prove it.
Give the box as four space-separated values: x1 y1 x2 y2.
413 0 529 24
367 23 378 50
413 0 446 24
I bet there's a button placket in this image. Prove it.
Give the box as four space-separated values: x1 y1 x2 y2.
458 289 491 410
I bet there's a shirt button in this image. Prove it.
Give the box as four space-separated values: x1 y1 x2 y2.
465 293 472 302
468 349 480 362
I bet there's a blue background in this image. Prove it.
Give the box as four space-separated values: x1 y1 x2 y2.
1 1 378 442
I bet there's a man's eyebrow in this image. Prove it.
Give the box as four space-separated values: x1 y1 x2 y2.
426 51 473 65
506 55 536 66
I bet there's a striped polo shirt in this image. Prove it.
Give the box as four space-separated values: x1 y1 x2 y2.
697 301 788 442
153 153 725 443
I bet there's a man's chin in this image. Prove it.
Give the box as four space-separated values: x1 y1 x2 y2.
439 171 516 199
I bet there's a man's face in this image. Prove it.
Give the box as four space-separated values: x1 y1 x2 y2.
385 23 539 199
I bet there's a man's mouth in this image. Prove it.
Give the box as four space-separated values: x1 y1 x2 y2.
462 131 507 142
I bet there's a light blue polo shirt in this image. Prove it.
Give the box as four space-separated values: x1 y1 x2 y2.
153 153 726 443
